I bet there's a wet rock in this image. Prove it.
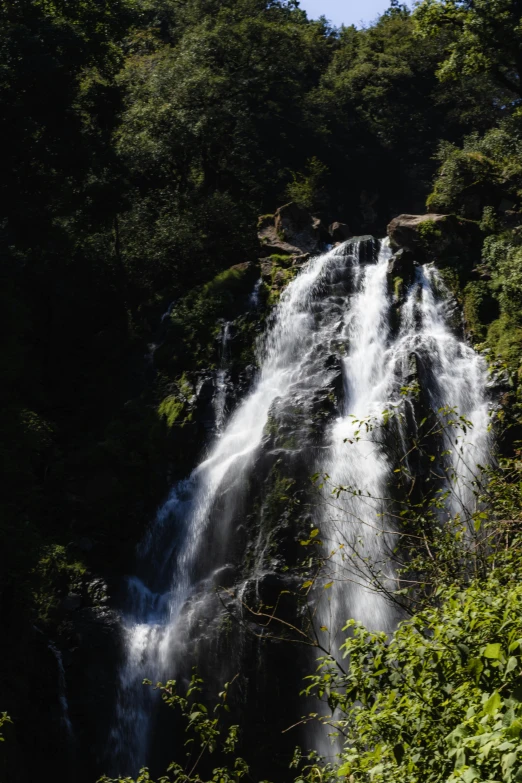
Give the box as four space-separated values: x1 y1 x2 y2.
388 248 416 284
86 578 109 607
406 352 419 386
343 235 378 265
387 248 416 304
323 354 344 401
486 365 511 392
254 573 299 621
195 374 215 404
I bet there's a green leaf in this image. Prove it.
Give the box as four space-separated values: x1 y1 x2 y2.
506 656 518 675
324 581 333 589
507 719 522 739
483 643 502 659
483 691 502 716
467 658 484 678
503 752 517 772
301 581 313 590
509 638 522 653
310 528 319 537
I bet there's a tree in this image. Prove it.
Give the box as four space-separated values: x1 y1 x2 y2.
303 570 522 783
414 0 522 99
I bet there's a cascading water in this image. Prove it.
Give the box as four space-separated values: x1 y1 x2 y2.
316 245 491 649
111 237 491 775
213 321 231 434
48 641 75 741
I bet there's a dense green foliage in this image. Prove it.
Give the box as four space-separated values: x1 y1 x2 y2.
100 673 248 783
97 565 522 783
4 0 522 780
305 572 522 783
97 423 522 783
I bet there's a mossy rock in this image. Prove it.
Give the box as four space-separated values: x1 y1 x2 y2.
158 395 186 428
261 254 304 305
388 213 482 270
154 262 260 375
393 276 404 303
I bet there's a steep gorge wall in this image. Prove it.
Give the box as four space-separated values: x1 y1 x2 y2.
4 204 501 783
107 207 494 780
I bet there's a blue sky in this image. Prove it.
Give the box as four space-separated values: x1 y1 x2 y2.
298 0 413 28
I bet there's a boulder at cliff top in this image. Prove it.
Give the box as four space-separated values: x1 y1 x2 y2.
258 202 329 257
387 213 482 265
388 213 449 252
329 221 352 242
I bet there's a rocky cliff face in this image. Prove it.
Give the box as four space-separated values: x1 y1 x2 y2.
21 205 495 783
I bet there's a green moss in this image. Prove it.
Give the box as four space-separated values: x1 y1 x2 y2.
417 218 443 245
257 213 275 229
158 395 185 428
178 372 193 400
393 276 404 301
281 434 298 449
266 255 300 305
34 544 87 623
262 463 296 531
269 253 294 267
263 414 279 439
203 265 253 298
436 267 462 300
231 315 260 369
158 374 194 427
156 262 259 375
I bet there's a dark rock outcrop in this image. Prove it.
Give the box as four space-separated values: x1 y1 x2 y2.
388 213 450 254
388 248 416 284
387 213 482 267
352 235 379 264
258 203 329 257
329 221 352 242
387 247 417 305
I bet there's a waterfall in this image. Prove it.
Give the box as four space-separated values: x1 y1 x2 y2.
317 244 491 648
213 321 231 434
48 641 75 741
111 238 491 774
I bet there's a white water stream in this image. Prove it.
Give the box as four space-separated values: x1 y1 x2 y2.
317 243 491 654
112 238 491 772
